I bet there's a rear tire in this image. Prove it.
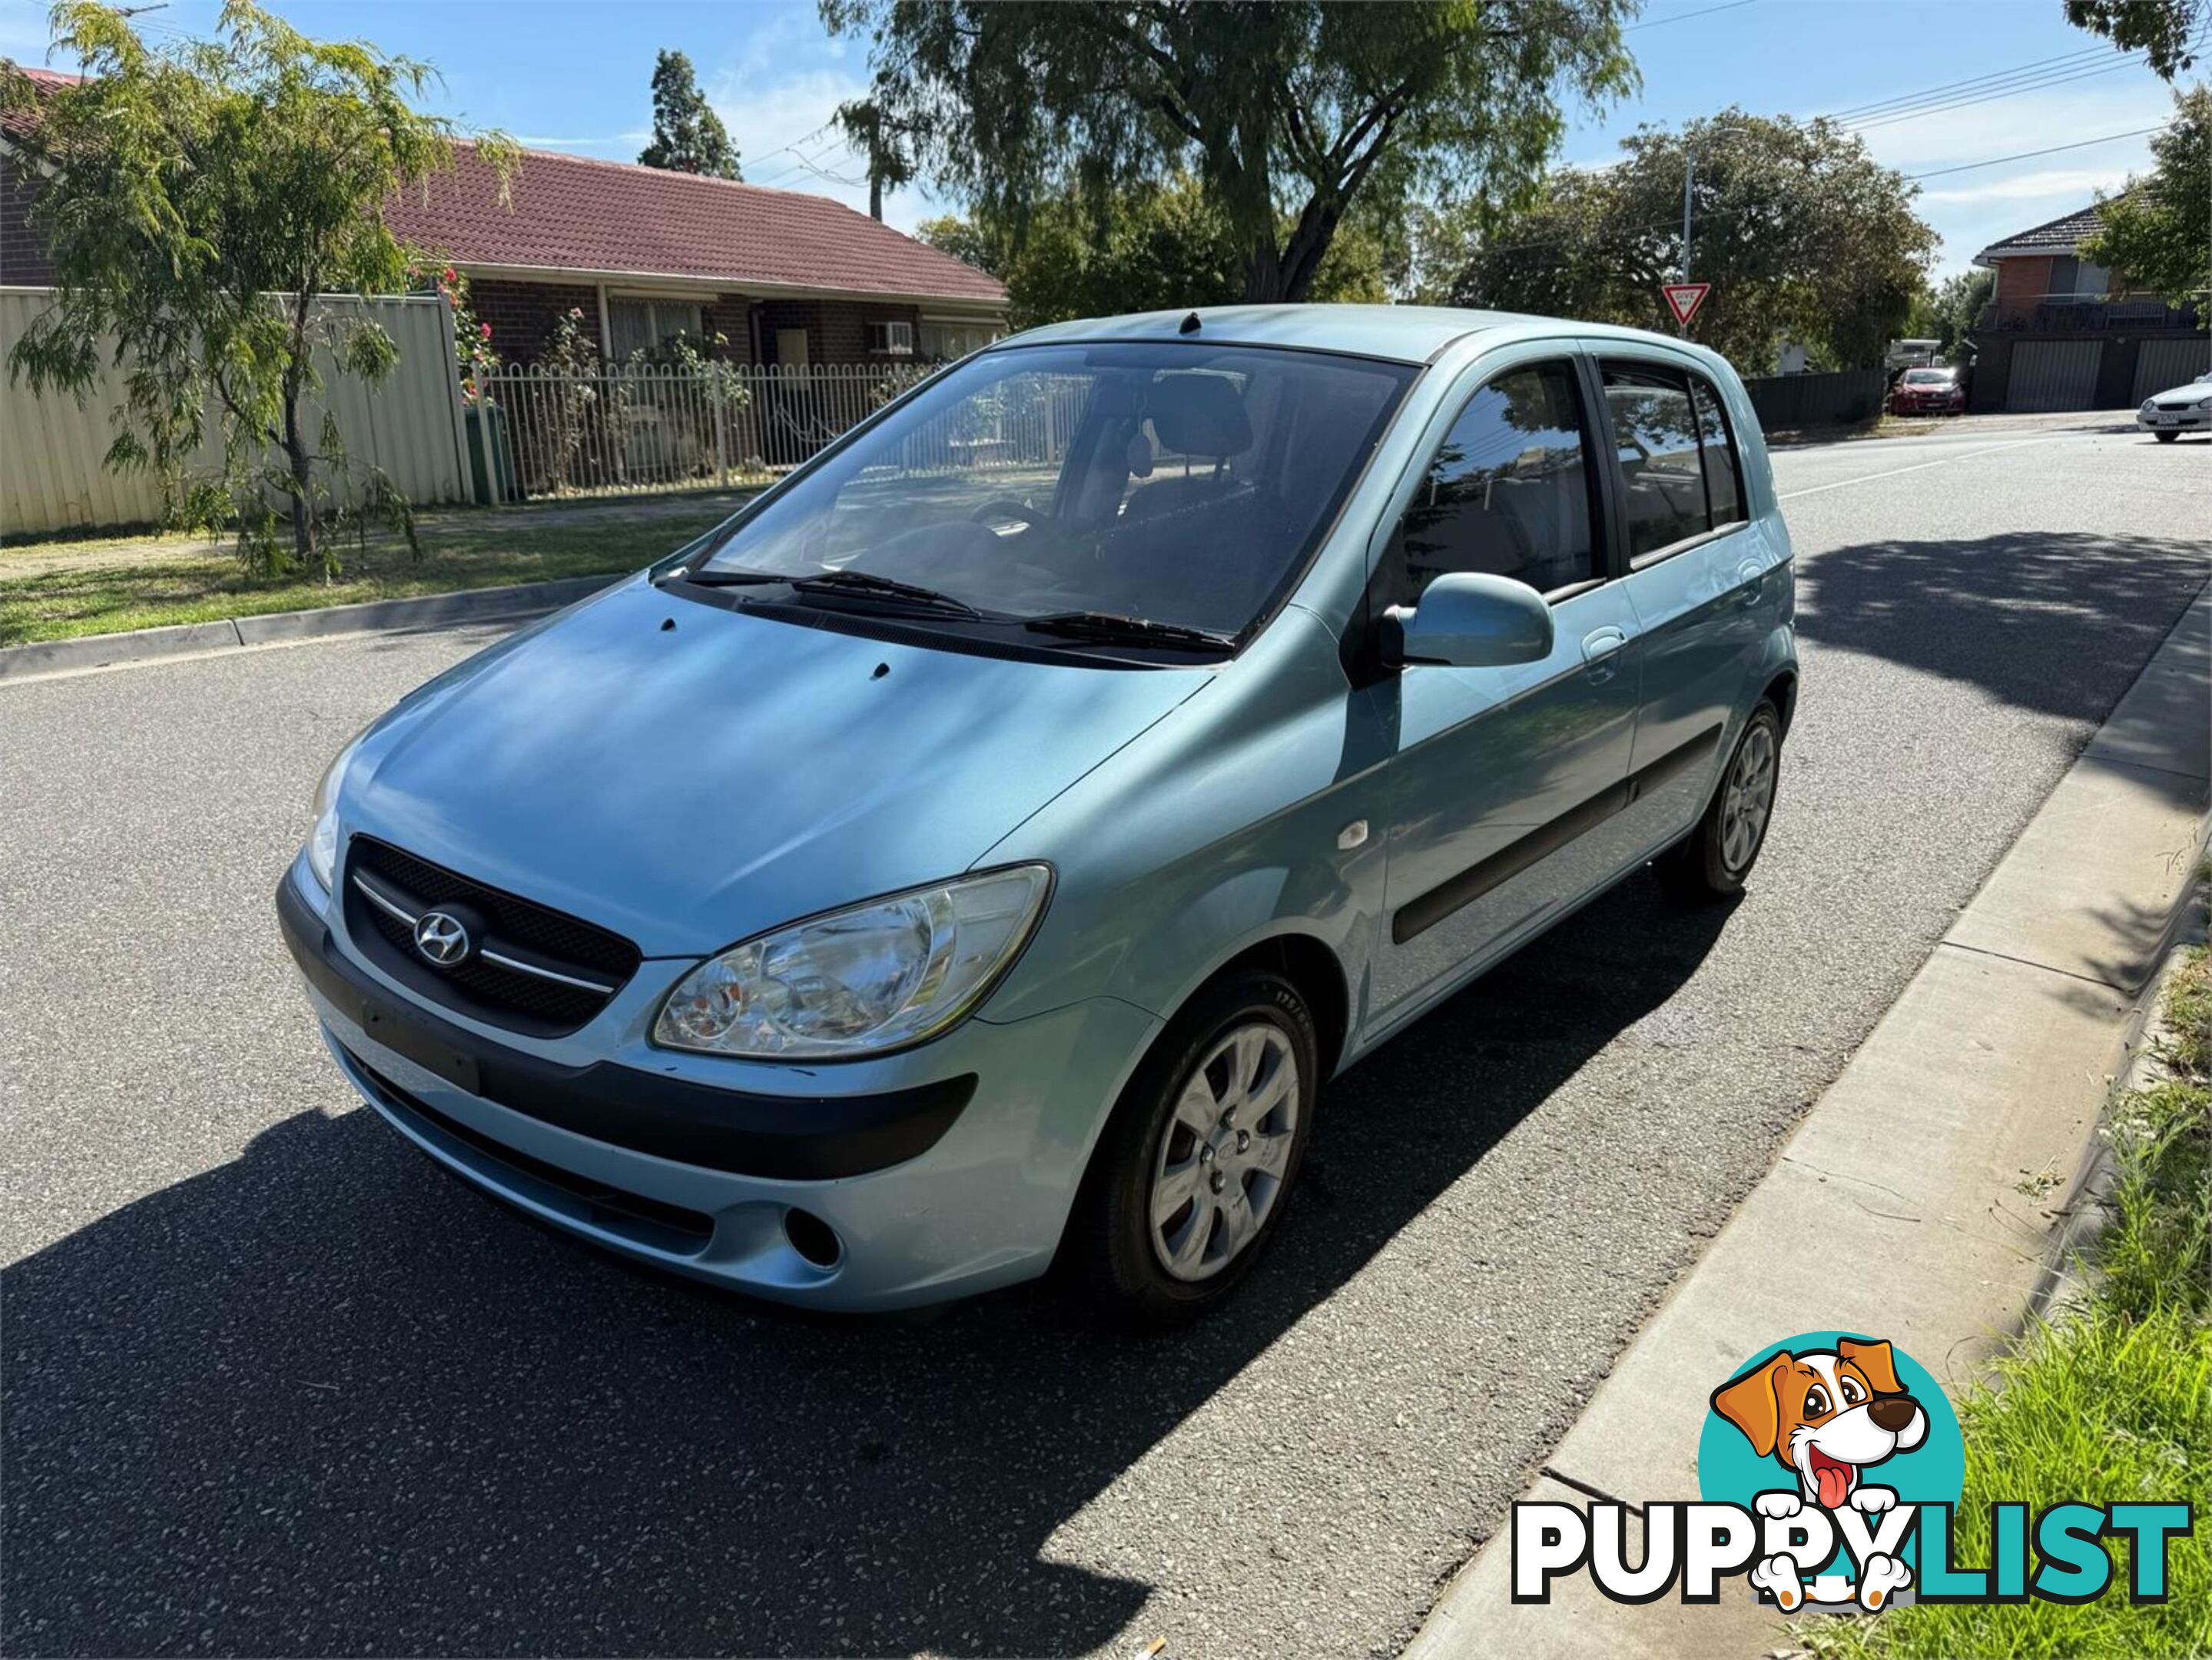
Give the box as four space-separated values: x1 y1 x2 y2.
1063 968 1318 1327
1659 700 1783 901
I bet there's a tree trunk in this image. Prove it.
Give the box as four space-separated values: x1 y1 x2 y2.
1242 198 1345 304
1241 235 1289 304
1277 197 1344 304
281 390 317 576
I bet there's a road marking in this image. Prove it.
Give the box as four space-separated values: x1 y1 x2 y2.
1777 437 2061 502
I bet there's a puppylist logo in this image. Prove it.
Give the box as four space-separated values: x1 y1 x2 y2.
1513 1331 2193 1612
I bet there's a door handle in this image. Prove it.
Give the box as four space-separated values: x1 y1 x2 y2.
1736 558 1765 606
1580 626 1627 681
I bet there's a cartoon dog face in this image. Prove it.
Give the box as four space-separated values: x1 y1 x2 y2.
1710 1337 1928 1509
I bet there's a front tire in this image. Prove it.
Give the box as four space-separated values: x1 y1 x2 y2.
1064 969 1318 1326
1659 700 1783 901
2155 430 2181 443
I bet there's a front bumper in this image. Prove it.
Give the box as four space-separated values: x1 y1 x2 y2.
2139 403 2211 433
277 862 1160 1309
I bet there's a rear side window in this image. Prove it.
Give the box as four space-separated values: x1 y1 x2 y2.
1602 367 1706 558
1603 364 1749 558
1690 377 1743 528
1398 360 1599 602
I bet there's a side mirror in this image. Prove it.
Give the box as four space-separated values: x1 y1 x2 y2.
1385 571 1554 669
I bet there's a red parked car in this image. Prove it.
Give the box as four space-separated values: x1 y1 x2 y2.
1889 366 1966 415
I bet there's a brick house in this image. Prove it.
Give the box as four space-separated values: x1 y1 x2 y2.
4 88 1007 364
1967 202 2207 412
383 143 1007 369
0 68 76 286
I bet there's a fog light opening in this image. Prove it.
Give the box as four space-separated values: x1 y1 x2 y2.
783 1207 842 1269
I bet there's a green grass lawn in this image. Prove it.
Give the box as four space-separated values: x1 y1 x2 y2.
0 494 752 647
1798 933 2212 1659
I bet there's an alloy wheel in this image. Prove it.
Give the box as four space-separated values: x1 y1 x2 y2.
1720 722 1777 872
1149 1022 1301 1282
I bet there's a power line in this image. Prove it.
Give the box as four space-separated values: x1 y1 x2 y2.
1903 125 2161 181
745 118 838 175
1827 31 2200 135
1843 58 2144 133
1625 0 1760 32
1467 122 2172 264
1819 42 2118 121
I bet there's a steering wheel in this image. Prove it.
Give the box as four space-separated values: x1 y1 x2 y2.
970 498 1045 530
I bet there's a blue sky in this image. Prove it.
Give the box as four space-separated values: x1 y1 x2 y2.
1 0 2187 274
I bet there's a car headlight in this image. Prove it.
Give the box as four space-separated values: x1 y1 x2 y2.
305 732 366 891
2144 399 2160 415
654 865 1052 1059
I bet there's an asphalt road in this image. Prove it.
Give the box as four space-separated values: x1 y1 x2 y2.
3 415 2207 1660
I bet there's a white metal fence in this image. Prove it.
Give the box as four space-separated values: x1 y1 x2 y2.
476 361 940 500
1 287 472 538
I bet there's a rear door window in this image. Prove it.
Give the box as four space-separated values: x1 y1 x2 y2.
1690 377 1743 529
1603 364 1746 558
1396 360 1600 603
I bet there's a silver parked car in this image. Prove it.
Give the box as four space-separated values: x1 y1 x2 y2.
2138 369 2212 441
277 306 1797 1323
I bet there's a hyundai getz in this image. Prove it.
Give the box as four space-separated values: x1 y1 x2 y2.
277 305 1796 1324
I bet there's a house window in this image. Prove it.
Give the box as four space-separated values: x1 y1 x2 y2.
867 320 915 356
2046 257 2111 304
608 297 704 361
918 320 1000 362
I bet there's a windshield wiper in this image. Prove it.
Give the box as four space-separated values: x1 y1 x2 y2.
1021 610 1236 654
788 569 983 619
664 565 981 619
662 565 790 588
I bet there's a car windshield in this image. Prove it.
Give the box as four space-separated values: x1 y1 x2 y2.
690 341 1417 640
1903 370 1952 385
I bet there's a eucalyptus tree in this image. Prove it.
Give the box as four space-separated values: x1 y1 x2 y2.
822 0 1635 303
2 1 516 575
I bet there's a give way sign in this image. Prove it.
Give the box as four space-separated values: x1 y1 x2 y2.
1662 282 1711 326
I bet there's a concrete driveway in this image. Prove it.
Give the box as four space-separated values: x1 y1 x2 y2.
2 417 2206 1659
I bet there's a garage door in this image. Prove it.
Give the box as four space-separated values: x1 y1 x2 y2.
2007 340 2104 410
2133 337 2212 403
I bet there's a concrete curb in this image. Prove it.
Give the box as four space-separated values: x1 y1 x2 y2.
2028 894 2209 1325
1404 582 2211 1660
0 573 624 683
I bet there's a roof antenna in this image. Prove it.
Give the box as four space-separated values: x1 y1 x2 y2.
1178 310 1202 335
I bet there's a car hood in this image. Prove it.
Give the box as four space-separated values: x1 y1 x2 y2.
345 578 1210 956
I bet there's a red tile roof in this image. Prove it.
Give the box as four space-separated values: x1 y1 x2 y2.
1974 202 2109 264
383 142 1005 307
1 66 84 142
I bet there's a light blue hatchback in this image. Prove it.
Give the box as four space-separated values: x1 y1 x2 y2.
277 305 1796 1323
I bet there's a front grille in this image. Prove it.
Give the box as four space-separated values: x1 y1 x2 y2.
343 836 642 1038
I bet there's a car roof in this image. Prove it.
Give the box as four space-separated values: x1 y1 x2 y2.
1000 303 1728 368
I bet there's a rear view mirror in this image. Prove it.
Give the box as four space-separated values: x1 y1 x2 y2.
1386 571 1554 669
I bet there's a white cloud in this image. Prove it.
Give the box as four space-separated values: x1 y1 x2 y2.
1841 81 2165 274
1847 79 2157 170
706 65 948 233
514 131 650 154
1919 164 2133 205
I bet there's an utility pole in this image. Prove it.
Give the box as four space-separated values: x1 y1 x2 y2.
1680 161 1695 337
1680 124 1751 337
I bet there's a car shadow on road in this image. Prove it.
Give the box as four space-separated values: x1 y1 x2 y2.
1796 530 2208 802
3 878 1733 1658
